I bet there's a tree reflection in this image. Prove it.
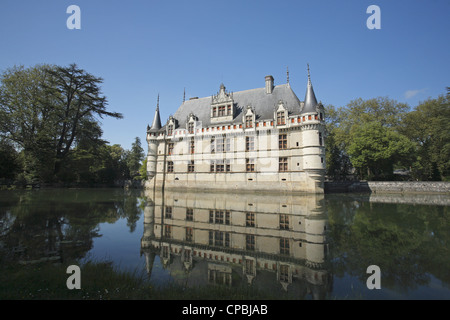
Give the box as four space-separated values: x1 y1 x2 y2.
326 194 450 293
0 188 144 265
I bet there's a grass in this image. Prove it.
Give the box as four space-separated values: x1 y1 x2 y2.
0 258 282 300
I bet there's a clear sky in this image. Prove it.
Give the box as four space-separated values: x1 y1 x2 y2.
0 0 448 150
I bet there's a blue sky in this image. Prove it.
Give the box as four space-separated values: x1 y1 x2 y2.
0 0 448 150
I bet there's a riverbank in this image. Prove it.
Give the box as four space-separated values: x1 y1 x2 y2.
325 181 450 194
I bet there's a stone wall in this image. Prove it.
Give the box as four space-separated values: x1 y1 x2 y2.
325 181 450 194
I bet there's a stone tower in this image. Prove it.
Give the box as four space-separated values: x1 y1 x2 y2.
301 65 326 190
146 96 162 180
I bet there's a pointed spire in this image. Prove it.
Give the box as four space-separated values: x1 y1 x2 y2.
286 66 290 84
149 94 162 131
183 88 186 103
302 63 318 114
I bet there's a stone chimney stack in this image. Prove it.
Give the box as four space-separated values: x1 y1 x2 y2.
265 75 274 94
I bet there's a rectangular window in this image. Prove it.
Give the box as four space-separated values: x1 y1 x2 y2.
216 160 224 172
210 138 215 153
215 210 224 224
188 122 194 134
215 231 224 246
246 235 255 251
212 107 217 117
245 115 253 128
188 160 195 173
280 214 289 230
210 161 215 172
186 227 193 242
245 136 254 151
186 208 193 221
165 206 172 219
209 210 214 223
227 105 232 115
225 138 231 152
168 143 174 155
277 111 285 125
190 138 195 153
246 158 255 172
225 211 230 225
279 157 288 172
216 137 224 153
319 132 323 146
280 238 290 255
167 161 174 173
280 265 289 282
279 134 287 150
167 125 173 136
246 212 255 227
225 159 231 172
164 225 172 238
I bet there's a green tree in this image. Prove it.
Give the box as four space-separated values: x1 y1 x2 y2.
399 93 450 180
0 64 123 183
126 137 145 178
325 97 414 180
324 105 352 180
139 159 148 180
347 122 415 180
0 138 21 181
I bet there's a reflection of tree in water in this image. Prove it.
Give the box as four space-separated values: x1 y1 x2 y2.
326 194 450 293
0 188 144 265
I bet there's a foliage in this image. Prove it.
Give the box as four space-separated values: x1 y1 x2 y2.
346 122 415 180
324 94 449 181
0 64 123 184
398 94 450 180
126 137 145 178
139 158 148 180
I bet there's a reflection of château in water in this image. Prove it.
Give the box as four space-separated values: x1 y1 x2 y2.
141 190 332 299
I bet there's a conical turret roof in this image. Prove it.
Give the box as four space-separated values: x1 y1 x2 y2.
149 95 162 131
302 64 318 114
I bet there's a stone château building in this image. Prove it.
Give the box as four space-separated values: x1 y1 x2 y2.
146 66 326 193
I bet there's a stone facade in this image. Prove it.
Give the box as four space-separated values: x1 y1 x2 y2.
140 189 330 298
146 70 326 193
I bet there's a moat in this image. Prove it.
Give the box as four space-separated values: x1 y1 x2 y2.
0 188 449 299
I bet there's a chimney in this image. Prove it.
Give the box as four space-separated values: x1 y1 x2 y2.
265 75 274 94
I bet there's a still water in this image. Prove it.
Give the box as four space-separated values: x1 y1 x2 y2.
0 188 449 299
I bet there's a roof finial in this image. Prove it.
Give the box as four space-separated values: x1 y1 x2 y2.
157 93 160 110
307 63 311 84
183 88 185 103
286 66 290 84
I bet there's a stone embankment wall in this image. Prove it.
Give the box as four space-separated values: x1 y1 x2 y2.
325 181 450 194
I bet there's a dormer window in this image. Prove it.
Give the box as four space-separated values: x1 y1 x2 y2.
275 100 287 126
245 115 253 128
188 122 194 134
167 116 177 136
211 84 234 123
277 111 285 125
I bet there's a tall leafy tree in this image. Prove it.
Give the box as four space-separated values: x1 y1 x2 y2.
0 64 123 182
347 122 415 180
399 93 450 180
126 137 144 177
45 64 123 176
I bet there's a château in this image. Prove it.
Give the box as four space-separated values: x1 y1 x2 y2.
145 66 326 193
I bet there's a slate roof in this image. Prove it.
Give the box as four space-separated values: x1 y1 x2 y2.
171 83 305 128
